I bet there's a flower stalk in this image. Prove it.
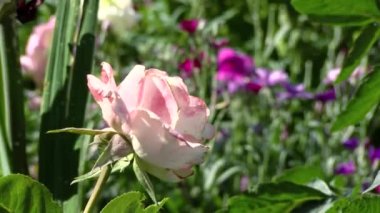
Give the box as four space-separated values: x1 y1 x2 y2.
83 164 111 213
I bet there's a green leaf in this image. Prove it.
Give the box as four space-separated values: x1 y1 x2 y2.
291 0 380 18
133 157 157 204
100 191 167 213
38 0 82 199
327 195 380 213
101 191 145 213
332 68 380 131
363 171 380 193
47 127 116 136
0 174 62 213
273 164 324 185
336 24 380 83
143 198 169 213
71 167 102 184
308 15 372 26
227 182 328 213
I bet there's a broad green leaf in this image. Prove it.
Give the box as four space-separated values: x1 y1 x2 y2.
327 195 380 213
332 68 380 131
291 0 380 18
38 0 82 199
273 164 324 185
143 198 169 213
48 127 116 136
100 191 167 213
0 17 28 174
133 157 157 204
227 182 328 213
363 171 380 193
0 174 62 213
336 24 380 83
101 191 145 213
308 15 372 26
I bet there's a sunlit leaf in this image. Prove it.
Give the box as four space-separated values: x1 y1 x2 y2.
363 171 380 194
336 24 380 83
227 182 329 213
332 68 380 131
47 127 116 136
327 195 380 213
0 174 62 213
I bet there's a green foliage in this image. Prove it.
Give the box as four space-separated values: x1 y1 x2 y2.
291 0 380 21
0 174 62 213
133 157 157 204
332 68 380 131
328 195 380 213
273 163 324 185
48 127 116 136
363 171 380 194
100 191 167 213
336 24 380 83
226 182 329 213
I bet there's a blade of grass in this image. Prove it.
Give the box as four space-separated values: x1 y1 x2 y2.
38 0 81 200
0 16 28 175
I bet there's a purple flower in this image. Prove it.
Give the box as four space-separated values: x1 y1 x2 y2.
369 146 380 164
342 137 359 150
179 19 200 34
335 161 356 175
277 83 313 101
240 176 249 192
216 48 254 82
255 68 289 87
315 88 336 102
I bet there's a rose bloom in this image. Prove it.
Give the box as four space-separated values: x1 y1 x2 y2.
87 62 215 182
20 16 55 88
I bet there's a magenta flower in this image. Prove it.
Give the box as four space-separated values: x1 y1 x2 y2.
335 161 356 175
20 16 55 88
217 48 253 81
179 19 200 34
342 137 359 151
178 53 203 78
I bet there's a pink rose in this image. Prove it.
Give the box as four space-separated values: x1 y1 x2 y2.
87 62 215 182
20 16 55 88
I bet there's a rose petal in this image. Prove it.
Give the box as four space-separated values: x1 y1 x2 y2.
136 158 183 182
118 64 146 111
136 71 178 125
87 74 130 132
173 96 211 142
130 109 208 170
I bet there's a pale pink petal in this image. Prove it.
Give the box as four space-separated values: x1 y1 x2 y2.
118 65 146 110
130 109 208 170
165 76 190 109
136 72 178 125
173 96 211 142
100 62 117 89
136 158 184 182
87 74 130 132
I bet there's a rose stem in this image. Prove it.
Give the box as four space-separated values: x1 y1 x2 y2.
83 165 111 213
